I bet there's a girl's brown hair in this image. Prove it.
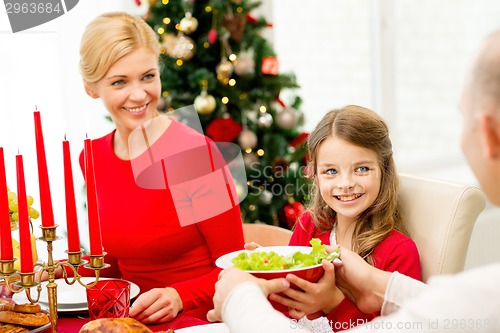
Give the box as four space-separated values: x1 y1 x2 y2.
306 105 406 264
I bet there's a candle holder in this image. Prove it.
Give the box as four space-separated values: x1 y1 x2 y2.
0 225 109 333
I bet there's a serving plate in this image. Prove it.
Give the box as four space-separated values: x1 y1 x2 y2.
27 319 51 333
0 321 51 333
14 277 140 313
0 306 51 333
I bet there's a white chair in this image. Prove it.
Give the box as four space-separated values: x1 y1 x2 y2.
242 223 292 247
398 174 486 282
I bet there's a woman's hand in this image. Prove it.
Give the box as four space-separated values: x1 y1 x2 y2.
269 259 344 319
129 287 182 324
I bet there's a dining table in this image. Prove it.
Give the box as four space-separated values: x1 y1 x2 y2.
54 312 211 332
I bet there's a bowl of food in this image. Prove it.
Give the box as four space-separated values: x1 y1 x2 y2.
215 238 339 282
216 239 339 313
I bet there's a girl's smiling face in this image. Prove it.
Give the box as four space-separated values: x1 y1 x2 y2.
88 47 161 135
316 135 382 224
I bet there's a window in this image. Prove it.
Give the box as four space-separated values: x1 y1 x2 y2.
271 0 500 181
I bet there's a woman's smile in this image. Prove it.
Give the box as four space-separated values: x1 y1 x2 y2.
124 103 150 114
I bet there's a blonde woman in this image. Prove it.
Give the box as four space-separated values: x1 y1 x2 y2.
77 12 244 325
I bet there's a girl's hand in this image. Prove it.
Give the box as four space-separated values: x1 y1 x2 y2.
129 287 182 324
269 259 344 319
243 242 262 250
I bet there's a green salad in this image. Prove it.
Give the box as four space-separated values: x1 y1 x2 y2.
231 238 340 271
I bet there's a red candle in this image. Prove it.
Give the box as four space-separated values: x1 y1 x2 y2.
34 111 55 227
63 138 80 253
84 138 103 256
16 153 34 273
0 148 14 260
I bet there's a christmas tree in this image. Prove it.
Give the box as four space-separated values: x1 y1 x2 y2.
146 0 309 229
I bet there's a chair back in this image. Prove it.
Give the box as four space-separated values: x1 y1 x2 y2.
399 174 486 282
242 223 292 247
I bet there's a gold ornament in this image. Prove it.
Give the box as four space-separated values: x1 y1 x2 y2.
243 152 259 166
194 90 217 115
238 129 258 149
216 58 234 84
276 107 299 130
234 53 255 76
162 33 195 61
257 112 273 128
179 12 198 34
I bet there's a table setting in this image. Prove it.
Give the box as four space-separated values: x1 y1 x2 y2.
0 110 336 333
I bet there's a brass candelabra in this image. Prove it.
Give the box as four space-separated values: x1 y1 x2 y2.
0 225 109 333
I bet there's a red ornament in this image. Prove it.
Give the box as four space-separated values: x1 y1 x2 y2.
262 56 279 75
208 29 218 44
281 201 305 229
206 117 243 142
246 13 273 27
290 132 309 148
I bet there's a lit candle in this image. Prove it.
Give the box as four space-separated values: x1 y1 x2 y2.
33 110 55 227
84 138 103 255
0 148 13 260
63 136 80 253
16 153 34 273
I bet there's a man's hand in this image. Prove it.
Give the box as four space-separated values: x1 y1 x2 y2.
333 247 390 314
207 268 290 323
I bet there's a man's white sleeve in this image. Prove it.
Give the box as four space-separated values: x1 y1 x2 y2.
223 282 313 333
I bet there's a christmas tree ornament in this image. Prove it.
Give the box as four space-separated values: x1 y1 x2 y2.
208 29 218 44
280 200 305 229
272 157 290 177
216 58 234 84
290 132 309 148
260 190 273 205
162 33 196 61
222 12 246 42
238 129 258 149
194 90 216 115
234 53 255 76
206 116 242 142
243 152 259 166
276 107 299 130
179 12 198 34
257 112 273 128
262 56 279 75
236 183 246 201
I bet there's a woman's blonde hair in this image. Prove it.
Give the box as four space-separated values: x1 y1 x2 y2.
306 105 406 264
79 12 160 83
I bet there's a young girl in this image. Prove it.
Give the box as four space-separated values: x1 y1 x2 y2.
271 105 421 330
